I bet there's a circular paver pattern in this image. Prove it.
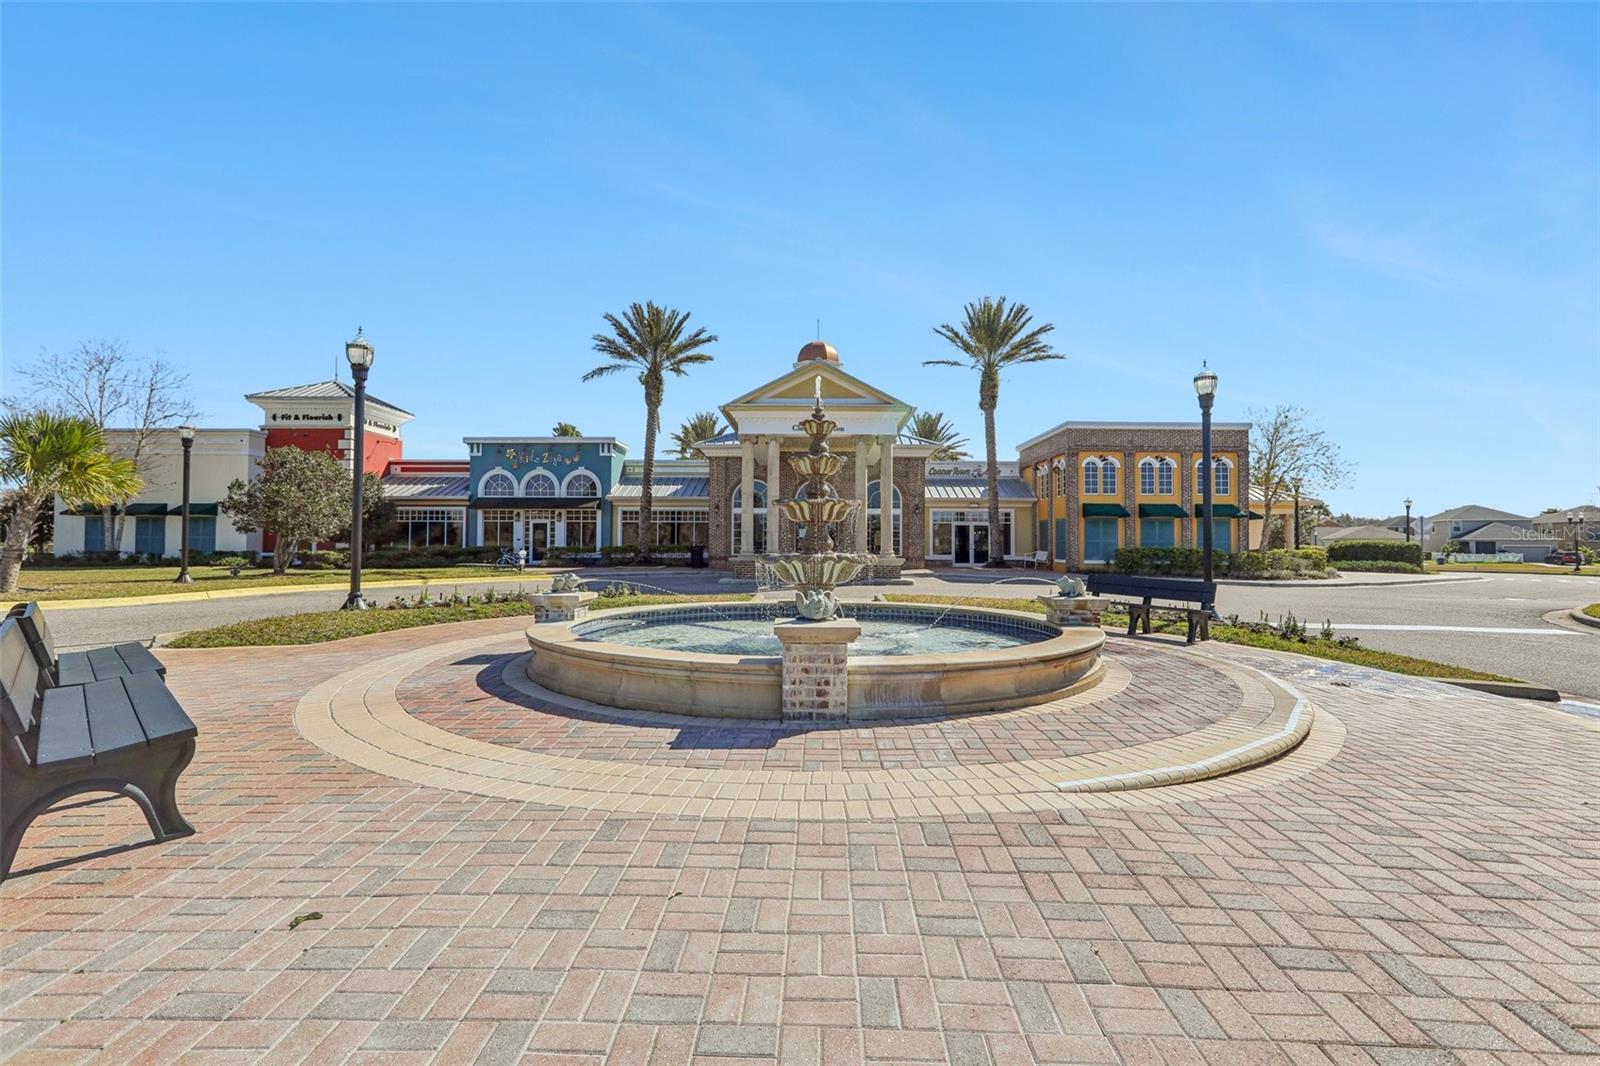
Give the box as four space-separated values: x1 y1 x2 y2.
294 630 1333 818
397 639 1237 773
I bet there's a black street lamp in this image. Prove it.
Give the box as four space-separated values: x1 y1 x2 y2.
1292 479 1303 550
1404 497 1413 543
174 424 196 584
1194 363 1218 583
342 328 375 611
1569 512 1586 573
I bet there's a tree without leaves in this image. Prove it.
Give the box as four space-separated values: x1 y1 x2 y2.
1248 405 1351 552
0 411 142 593
925 297 1062 566
907 411 970 461
671 411 729 460
551 422 582 437
14 341 198 554
583 303 717 560
220 447 359 574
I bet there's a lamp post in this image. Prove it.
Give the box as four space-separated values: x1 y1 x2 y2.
1194 363 1218 583
1292 479 1302 550
175 424 196 583
342 328 375 611
1569 512 1586 573
1404 497 1413 543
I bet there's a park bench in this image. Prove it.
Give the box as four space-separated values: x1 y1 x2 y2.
8 602 165 687
0 618 196 880
1084 574 1217 644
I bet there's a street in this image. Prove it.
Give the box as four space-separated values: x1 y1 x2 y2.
43 568 1600 700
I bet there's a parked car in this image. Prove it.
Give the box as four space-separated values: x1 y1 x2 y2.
1544 549 1581 565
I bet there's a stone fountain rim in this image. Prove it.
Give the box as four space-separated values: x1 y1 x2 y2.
527 599 1101 669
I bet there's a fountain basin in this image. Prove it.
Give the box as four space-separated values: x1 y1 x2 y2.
525 601 1104 720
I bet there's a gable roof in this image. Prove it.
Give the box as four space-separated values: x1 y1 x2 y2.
1458 521 1554 543
1320 524 1406 542
246 379 412 417
1424 504 1528 523
720 360 911 417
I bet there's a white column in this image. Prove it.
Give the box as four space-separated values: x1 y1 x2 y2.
854 440 869 551
739 438 756 556
766 437 782 552
879 435 896 558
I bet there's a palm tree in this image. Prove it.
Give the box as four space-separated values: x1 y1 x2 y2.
0 410 142 592
584 303 717 559
907 411 970 461
671 411 728 460
926 297 1062 566
551 422 582 437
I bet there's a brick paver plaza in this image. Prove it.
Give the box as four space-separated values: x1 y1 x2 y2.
3 615 1597 1064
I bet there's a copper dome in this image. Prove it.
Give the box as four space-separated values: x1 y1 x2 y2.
796 340 839 363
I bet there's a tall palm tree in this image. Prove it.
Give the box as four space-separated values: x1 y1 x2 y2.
671 411 728 460
551 422 582 437
907 411 970 461
0 410 142 592
926 297 1062 566
584 303 717 559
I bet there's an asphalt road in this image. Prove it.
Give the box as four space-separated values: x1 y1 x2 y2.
45 567 1600 700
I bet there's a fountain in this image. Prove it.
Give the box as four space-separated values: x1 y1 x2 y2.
524 377 1104 721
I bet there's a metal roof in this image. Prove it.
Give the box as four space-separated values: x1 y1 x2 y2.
246 379 412 416
608 475 711 501
924 475 1036 501
380 472 470 500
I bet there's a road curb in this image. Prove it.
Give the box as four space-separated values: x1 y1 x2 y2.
32 571 561 611
1569 607 1600 631
1437 679 1561 703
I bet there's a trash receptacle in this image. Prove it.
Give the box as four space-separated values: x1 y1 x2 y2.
689 545 707 569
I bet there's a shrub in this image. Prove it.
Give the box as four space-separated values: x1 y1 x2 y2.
1331 559 1423 574
295 549 349 571
599 545 641 565
1327 539 1423 566
364 546 495 568
1115 545 1329 579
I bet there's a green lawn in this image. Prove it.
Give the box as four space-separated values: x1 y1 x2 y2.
166 593 754 648
13 563 549 601
1584 603 1600 619
1426 561 1600 576
884 593 1516 683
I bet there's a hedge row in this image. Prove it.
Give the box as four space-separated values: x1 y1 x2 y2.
1326 539 1424 566
1329 559 1424 574
1113 546 1330 579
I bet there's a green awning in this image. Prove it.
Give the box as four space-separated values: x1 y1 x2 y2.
124 503 169 516
1192 503 1262 519
1082 503 1131 518
167 503 220 516
1137 504 1187 518
58 504 116 517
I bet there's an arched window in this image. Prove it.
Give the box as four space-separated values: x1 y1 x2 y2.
1139 459 1156 496
481 470 516 497
564 471 599 498
522 471 558 497
867 479 902 556
1083 458 1100 496
731 479 768 554
1101 458 1119 496
1158 458 1174 496
1194 458 1231 496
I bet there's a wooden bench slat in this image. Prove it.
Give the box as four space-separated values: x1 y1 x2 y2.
56 652 97 688
121 672 197 744
86 646 129 681
114 643 166 678
35 686 93 769
84 679 147 758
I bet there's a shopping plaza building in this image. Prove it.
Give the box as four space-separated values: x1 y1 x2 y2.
54 340 1253 571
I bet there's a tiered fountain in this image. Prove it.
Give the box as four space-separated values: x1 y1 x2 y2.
525 379 1105 721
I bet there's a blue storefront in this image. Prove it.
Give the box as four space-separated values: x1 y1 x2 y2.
463 437 627 557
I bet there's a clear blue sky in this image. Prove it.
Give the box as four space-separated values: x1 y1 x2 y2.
4 4 1596 518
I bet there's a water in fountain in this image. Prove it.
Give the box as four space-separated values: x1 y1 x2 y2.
921 575 1066 629
579 577 746 623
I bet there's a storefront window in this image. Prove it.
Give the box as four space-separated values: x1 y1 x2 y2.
566 510 598 552
1084 518 1118 563
84 517 107 553
188 516 217 554
621 508 709 548
731 481 768 555
866 480 902 556
397 507 464 548
1139 519 1175 547
134 516 166 556
481 509 517 548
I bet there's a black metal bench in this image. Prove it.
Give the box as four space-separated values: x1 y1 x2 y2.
1084 574 1217 644
8 602 165 687
0 618 196 880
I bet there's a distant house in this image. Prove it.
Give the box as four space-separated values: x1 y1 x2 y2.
1446 521 1558 561
1417 505 1530 553
1312 524 1406 547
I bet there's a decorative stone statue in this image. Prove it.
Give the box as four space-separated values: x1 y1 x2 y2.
551 572 584 593
795 588 841 621
1056 574 1086 598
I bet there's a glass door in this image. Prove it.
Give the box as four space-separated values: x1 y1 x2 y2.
953 524 971 565
525 518 551 559
971 523 989 565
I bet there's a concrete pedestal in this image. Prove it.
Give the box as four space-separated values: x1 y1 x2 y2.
1038 594 1107 628
774 617 861 721
532 590 598 622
